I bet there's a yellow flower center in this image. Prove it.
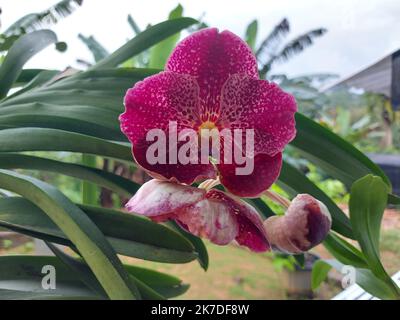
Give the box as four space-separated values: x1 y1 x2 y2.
199 121 217 131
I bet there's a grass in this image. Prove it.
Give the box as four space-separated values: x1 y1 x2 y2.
380 229 400 275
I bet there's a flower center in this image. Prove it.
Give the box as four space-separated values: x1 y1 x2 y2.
199 121 217 131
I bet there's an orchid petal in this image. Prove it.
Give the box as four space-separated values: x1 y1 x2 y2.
217 153 283 198
166 28 258 121
120 71 216 184
125 179 205 221
206 190 270 252
218 74 297 156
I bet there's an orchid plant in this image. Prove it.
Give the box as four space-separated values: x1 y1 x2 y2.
0 10 399 300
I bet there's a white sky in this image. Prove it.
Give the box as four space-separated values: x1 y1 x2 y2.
1 0 400 79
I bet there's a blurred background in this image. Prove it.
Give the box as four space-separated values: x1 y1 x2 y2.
1 0 400 78
0 0 399 300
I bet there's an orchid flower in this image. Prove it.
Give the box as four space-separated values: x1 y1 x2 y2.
119 28 331 253
120 28 297 198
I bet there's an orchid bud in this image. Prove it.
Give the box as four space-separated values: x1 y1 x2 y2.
263 194 331 254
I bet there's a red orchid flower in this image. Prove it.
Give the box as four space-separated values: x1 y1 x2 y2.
126 179 331 253
119 28 297 198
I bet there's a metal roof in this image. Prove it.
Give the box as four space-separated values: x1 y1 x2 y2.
325 49 400 98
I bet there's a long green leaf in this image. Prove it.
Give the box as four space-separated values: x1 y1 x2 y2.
46 242 107 298
0 255 188 300
0 197 196 263
0 30 57 99
93 18 197 69
81 154 98 205
349 175 387 275
0 128 132 161
0 170 138 299
292 113 391 189
349 175 400 297
0 153 139 197
245 20 258 51
0 255 100 300
323 233 367 268
0 68 159 113
167 220 209 271
326 259 399 300
311 260 332 290
148 4 184 69
0 104 124 140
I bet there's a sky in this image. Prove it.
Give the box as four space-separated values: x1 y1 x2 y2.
1 0 400 80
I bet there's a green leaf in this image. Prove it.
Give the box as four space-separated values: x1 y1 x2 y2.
327 259 399 300
78 34 109 62
245 20 258 51
5 70 59 101
0 170 138 299
0 255 188 300
349 175 386 271
81 154 98 205
0 153 139 197
0 255 101 300
125 264 189 298
46 242 107 298
0 30 57 99
311 260 332 290
248 198 276 219
0 104 124 140
167 220 209 270
0 128 132 161
127 14 141 35
323 233 368 268
278 161 353 238
292 113 391 189
14 69 55 86
348 175 399 298
355 268 399 300
148 4 184 69
1 68 158 115
0 197 197 263
93 18 197 69
388 193 400 205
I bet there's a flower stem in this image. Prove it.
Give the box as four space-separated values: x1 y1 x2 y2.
263 190 291 209
198 177 220 191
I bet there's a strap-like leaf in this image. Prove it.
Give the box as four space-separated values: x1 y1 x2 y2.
0 170 138 299
0 128 132 161
0 30 57 99
0 197 197 263
292 113 391 190
93 18 197 69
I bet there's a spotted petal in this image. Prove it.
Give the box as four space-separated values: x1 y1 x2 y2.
218 74 297 156
166 28 258 121
206 190 270 252
120 71 216 184
217 153 283 198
